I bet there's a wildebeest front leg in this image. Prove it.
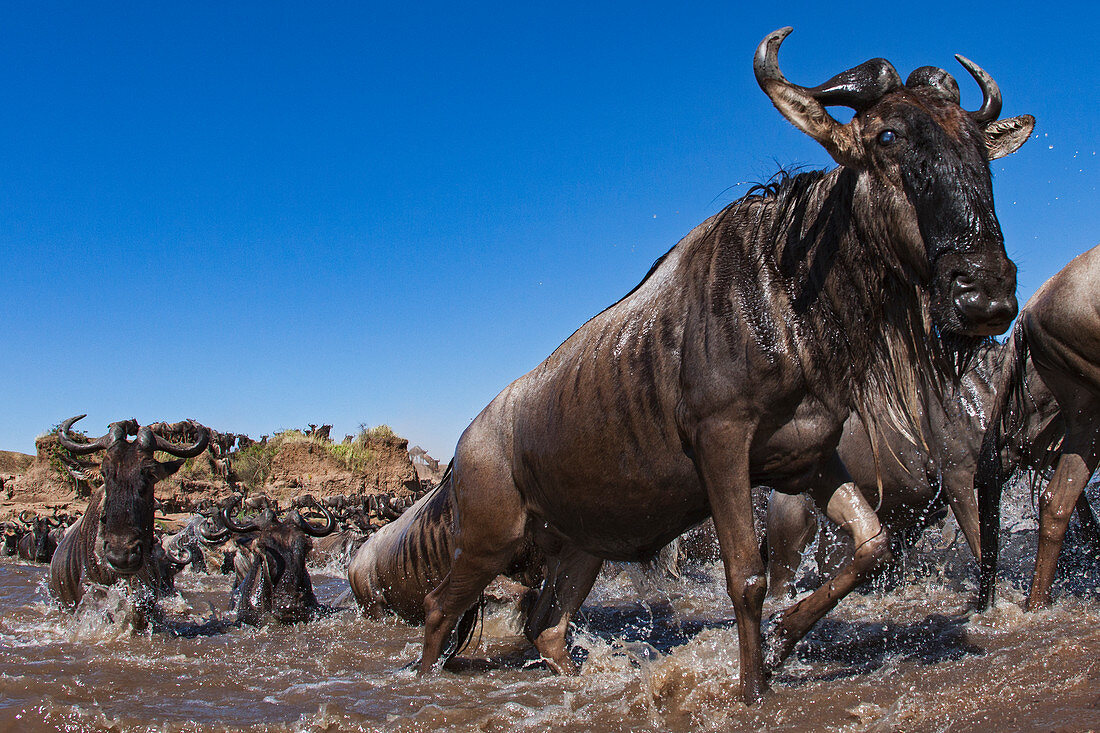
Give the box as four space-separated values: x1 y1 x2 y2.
523 544 603 674
765 458 889 668
693 420 768 705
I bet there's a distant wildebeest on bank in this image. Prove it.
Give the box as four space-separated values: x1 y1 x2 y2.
978 243 1100 611
49 415 209 626
411 27 1033 703
209 494 337 624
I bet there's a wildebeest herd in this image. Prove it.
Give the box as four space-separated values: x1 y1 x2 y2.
6 27 1098 714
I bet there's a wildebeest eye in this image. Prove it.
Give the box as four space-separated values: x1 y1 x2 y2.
877 130 898 146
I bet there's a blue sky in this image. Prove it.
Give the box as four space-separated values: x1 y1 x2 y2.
2 2 1097 459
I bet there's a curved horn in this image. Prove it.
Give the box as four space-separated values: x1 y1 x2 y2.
955 54 1002 124
377 494 405 522
137 421 210 458
163 535 196 566
290 501 337 537
17 510 35 526
753 26 796 89
753 27 864 167
57 415 113 455
754 27 900 111
198 517 230 543
220 496 263 534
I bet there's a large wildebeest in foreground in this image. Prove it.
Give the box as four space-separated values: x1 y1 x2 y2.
413 27 1033 703
977 243 1100 611
49 415 209 626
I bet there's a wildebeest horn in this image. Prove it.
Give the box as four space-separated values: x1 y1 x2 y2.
136 421 210 458
754 27 885 167
954 54 1002 124
754 27 901 112
197 517 230 543
905 66 961 104
290 499 337 537
377 494 405 521
805 58 902 111
220 496 265 534
164 535 196 566
17 510 35 526
57 415 132 454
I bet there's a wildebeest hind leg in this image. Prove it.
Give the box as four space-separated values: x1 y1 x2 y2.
523 544 603 674
766 473 889 668
765 491 816 600
1027 418 1100 610
419 460 527 673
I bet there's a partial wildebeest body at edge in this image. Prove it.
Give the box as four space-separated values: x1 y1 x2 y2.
48 416 209 627
765 338 1088 596
349 471 546 667
413 27 1034 704
978 243 1100 611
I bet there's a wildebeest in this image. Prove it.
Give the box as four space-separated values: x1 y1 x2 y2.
311 503 375 567
2 521 22 556
49 415 209 625
16 510 62 563
412 28 1032 703
765 340 1060 594
349 473 545 667
213 495 337 624
350 474 542 605
977 243 1100 610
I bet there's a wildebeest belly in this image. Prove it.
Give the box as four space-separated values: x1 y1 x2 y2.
508 379 845 561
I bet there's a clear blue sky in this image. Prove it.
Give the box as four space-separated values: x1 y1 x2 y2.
2 2 1096 459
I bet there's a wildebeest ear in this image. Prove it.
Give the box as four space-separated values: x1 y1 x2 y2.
764 83 862 168
153 458 187 481
984 114 1034 160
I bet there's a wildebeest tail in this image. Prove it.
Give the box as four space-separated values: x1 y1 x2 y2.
444 594 486 664
976 325 1029 611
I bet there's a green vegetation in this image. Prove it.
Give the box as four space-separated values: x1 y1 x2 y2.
42 424 93 496
328 441 374 472
233 441 277 491
361 423 396 441
229 425 393 489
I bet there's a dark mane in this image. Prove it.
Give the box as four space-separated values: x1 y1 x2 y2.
603 167 829 317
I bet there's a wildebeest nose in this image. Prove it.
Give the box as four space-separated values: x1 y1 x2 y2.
105 540 143 573
952 276 1017 336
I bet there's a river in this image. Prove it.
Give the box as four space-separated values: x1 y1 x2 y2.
2 498 1099 732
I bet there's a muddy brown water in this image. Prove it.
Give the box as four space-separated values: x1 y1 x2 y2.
2 508 1100 732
